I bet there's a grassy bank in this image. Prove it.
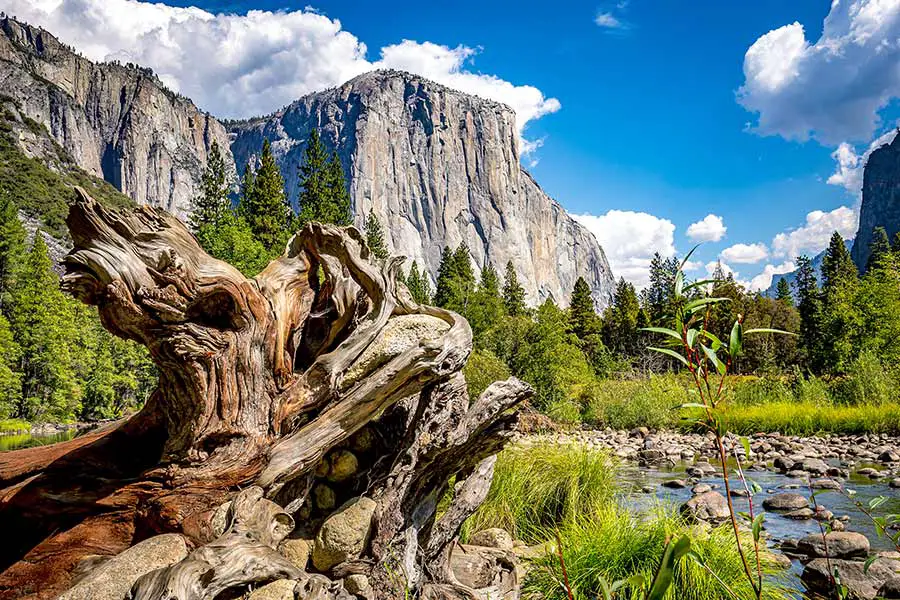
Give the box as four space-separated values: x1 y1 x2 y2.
569 354 900 435
0 418 30 433
464 442 791 600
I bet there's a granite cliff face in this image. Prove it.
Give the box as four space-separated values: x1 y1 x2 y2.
0 17 229 218
852 131 900 271
230 71 614 307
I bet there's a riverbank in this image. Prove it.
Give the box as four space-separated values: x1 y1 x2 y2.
513 428 900 598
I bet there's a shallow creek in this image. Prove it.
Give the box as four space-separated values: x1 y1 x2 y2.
617 458 900 596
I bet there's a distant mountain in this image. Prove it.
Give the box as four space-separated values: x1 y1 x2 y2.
228 70 616 308
0 17 230 219
763 238 853 299
851 130 900 271
0 18 616 308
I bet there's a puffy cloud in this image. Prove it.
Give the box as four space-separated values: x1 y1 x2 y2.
686 214 727 242
4 0 560 145
771 206 858 259
681 260 703 272
748 261 796 292
720 242 769 264
573 210 676 288
827 129 899 194
738 0 900 144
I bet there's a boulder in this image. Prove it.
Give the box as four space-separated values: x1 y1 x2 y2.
878 576 900 599
783 508 816 520
314 484 337 512
810 478 841 490
344 574 374 599
797 532 870 559
879 450 900 463
469 528 514 551
691 483 712 495
248 579 297 600
58 534 188 600
763 493 808 511
449 544 519 595
803 558 898 599
327 450 359 482
680 491 730 523
312 497 377 571
794 457 829 475
662 479 687 489
280 538 313 570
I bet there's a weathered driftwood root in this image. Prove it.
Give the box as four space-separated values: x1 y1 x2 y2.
0 189 531 600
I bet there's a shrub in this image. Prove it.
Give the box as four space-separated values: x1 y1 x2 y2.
581 375 688 430
728 377 793 406
463 349 510 400
830 350 897 405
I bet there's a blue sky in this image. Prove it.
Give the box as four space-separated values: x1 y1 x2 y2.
8 0 900 288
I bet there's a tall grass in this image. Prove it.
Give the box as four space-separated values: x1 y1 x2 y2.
525 506 791 600
464 442 615 543
464 443 791 600
715 401 900 435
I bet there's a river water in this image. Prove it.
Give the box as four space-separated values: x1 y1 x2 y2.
616 458 900 596
0 429 76 452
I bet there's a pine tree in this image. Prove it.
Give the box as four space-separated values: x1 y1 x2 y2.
0 312 21 418
0 194 25 309
602 277 641 355
892 231 900 253
323 153 352 226
568 277 599 340
190 140 231 232
775 277 792 303
405 261 432 305
297 131 351 226
433 247 455 307
469 263 504 338
642 252 678 324
8 235 80 421
502 261 526 317
239 139 291 252
821 231 857 294
793 255 821 368
364 209 388 261
866 226 892 274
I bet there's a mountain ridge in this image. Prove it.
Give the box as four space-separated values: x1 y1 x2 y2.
0 17 615 308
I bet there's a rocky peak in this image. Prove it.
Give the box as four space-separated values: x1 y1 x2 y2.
851 130 900 271
229 69 614 308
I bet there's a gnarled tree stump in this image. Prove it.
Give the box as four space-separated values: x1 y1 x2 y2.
0 190 530 600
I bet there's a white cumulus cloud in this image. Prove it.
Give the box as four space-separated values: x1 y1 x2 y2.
595 12 624 29
738 0 900 144
771 206 858 259
573 210 676 289
686 214 727 242
827 128 900 194
4 0 560 148
720 242 769 264
748 261 796 292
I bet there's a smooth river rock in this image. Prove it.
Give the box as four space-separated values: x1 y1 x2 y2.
313 496 377 571
763 493 809 511
680 491 730 523
797 532 870 559
58 534 188 600
803 557 899 600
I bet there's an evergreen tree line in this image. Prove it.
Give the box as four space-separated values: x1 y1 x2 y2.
192 131 352 276
0 197 155 423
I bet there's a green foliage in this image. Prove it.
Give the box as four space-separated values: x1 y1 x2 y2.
0 312 21 418
602 278 642 357
502 261 526 317
511 300 595 417
462 349 511 400
715 401 900 435
0 119 132 238
830 351 897 406
239 139 292 252
196 213 271 277
0 194 25 305
463 442 616 543
364 209 388 261
434 244 476 314
296 131 351 227
467 263 504 338
640 253 678 325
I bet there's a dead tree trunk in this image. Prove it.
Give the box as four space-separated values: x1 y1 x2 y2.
0 190 530 600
